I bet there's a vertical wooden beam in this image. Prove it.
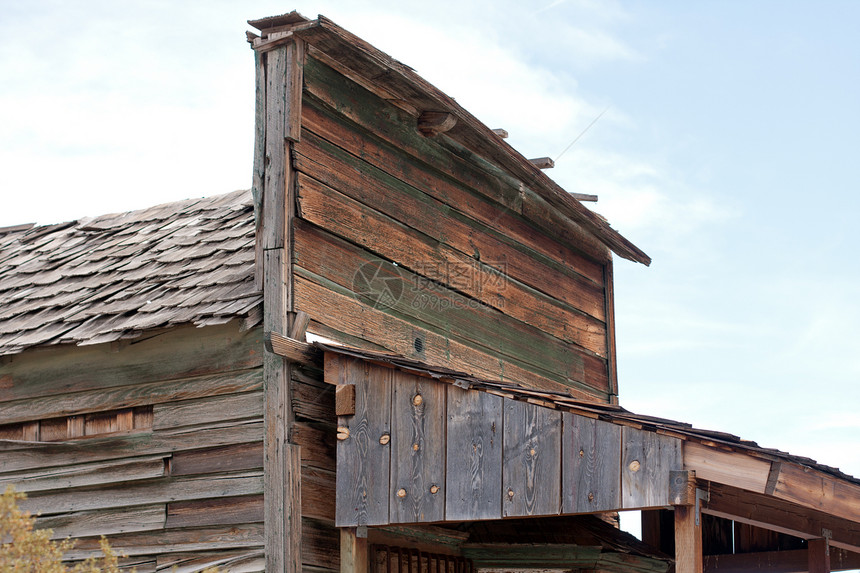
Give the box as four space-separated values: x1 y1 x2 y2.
675 505 703 573
603 259 619 404
257 35 304 573
809 537 831 573
341 528 368 573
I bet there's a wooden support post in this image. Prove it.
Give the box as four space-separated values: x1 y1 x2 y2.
672 471 702 573
675 505 703 573
809 537 831 573
256 32 305 573
341 528 368 573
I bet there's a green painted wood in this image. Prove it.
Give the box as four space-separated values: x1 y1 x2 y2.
562 412 622 513
0 322 262 404
389 370 445 523
294 221 596 394
445 385 503 521
293 159 608 357
502 399 562 517
294 272 577 395
621 426 682 509
301 57 610 272
335 356 392 526
294 123 607 324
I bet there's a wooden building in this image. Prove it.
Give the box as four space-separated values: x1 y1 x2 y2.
1 10 858 573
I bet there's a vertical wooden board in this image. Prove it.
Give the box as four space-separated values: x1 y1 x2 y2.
562 412 621 513
622 427 682 509
674 504 703 573
390 371 445 523
502 400 562 517
445 385 503 521
336 360 392 526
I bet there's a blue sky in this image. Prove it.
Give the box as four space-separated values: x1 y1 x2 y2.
1 0 858 524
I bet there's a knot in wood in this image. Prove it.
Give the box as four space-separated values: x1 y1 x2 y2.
397 488 407 498
529 448 536 457
579 449 584 457
337 427 350 441
507 488 515 500
379 433 390 445
412 394 423 406
430 485 440 495
588 492 594 502
628 460 641 473
412 443 420 451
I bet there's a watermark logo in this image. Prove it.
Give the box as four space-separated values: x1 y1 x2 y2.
352 260 405 309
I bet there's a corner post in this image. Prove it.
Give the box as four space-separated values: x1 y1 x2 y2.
253 27 306 573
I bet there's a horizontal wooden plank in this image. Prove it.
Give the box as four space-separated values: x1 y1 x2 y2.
166 494 264 528
158 550 265 573
294 123 607 322
295 273 593 397
171 441 263 476
0 420 263 473
0 455 166 493
1 369 262 426
293 366 336 423
683 441 771 494
294 170 607 355
300 58 611 270
292 421 336 472
153 389 262 430
772 461 860 526
20 472 263 516
0 322 262 404
294 223 604 395
302 466 336 522
36 504 166 540
303 517 340 570
60 523 264 560
704 547 860 573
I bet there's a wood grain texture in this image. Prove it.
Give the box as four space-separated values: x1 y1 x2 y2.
562 412 621 513
0 322 262 404
390 370 445 523
170 442 263 476
683 441 770 494
445 385 503 521
19 472 264 516
299 58 612 269
502 399 562 517
335 358 392 526
294 123 608 325
675 504 703 573
0 455 166 493
295 272 587 397
340 528 368 573
622 426 682 509
0 421 263 474
36 504 166 540
772 461 860 525
152 390 262 431
166 495 264 529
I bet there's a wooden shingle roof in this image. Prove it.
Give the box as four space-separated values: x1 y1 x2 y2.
0 190 260 356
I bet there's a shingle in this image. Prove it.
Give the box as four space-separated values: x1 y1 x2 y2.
0 190 257 355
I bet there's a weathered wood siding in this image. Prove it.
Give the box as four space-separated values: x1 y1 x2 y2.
0 319 339 573
294 56 616 402
332 356 681 527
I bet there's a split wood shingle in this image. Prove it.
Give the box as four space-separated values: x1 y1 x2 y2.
0 190 260 356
